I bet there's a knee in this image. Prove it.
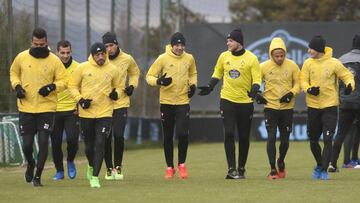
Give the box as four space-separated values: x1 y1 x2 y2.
281 138 289 146
67 134 79 144
308 130 319 143
176 129 188 138
67 139 78 148
280 134 290 144
224 127 235 138
267 133 277 144
323 131 334 144
224 132 235 142
38 137 49 147
85 140 94 150
223 123 235 137
85 145 93 155
178 134 188 142
238 135 249 143
309 138 318 145
113 133 124 142
96 136 105 147
163 136 173 147
22 142 32 153
265 123 276 137
68 139 78 146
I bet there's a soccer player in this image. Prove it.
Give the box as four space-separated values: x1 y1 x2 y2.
258 37 300 179
10 28 67 187
50 40 80 180
329 34 360 172
300 35 354 180
146 32 197 179
342 124 360 169
102 32 140 180
198 28 261 179
68 42 121 188
345 124 360 167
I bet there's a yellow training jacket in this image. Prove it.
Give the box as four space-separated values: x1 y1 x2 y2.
68 55 122 118
56 59 79 112
300 47 355 109
110 50 140 109
146 45 197 105
212 50 261 103
260 37 300 110
10 50 67 113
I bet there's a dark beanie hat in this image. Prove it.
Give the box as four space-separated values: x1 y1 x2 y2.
308 35 326 53
227 29 244 45
170 32 186 46
352 34 360 50
102 32 118 45
90 42 106 56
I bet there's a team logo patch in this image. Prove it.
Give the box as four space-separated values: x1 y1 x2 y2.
229 69 240 79
283 71 289 78
324 69 331 78
240 60 245 67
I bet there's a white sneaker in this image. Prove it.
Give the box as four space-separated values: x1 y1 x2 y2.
354 165 360 169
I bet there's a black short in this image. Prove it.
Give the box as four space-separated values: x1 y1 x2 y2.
79 117 112 138
307 106 338 137
264 108 293 133
19 112 55 136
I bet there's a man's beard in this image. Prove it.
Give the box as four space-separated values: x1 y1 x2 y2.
96 59 105 66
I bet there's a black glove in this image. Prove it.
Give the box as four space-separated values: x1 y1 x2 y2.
156 73 172 86
344 84 352 95
79 98 92 109
307 86 320 96
38 84 56 97
15 85 26 99
198 78 219 96
255 93 267 104
198 85 212 96
124 85 134 96
109 88 118 100
280 92 294 103
248 84 260 99
188 84 196 98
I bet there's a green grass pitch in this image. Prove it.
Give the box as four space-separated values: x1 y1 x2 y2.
0 142 359 203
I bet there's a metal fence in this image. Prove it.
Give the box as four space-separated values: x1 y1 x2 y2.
0 0 230 117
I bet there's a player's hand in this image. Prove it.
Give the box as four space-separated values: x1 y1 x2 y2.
157 73 172 86
15 85 26 99
79 98 92 109
188 84 196 98
109 88 118 100
38 84 56 97
344 84 352 95
248 84 260 99
124 85 134 96
307 86 320 96
198 85 212 96
280 92 294 103
255 93 267 104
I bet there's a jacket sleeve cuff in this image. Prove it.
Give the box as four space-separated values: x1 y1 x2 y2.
146 76 158 86
128 81 138 88
11 82 21 90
